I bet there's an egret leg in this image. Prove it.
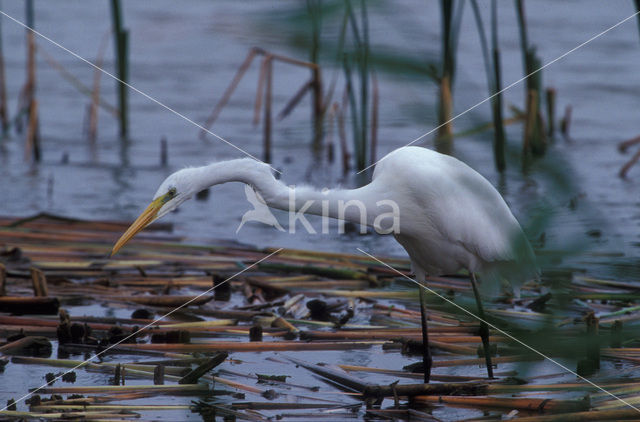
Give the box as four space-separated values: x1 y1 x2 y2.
470 273 494 378
419 283 433 383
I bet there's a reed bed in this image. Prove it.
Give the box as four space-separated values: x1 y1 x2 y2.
1 213 640 420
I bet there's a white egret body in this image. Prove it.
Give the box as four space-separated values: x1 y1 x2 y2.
112 146 538 379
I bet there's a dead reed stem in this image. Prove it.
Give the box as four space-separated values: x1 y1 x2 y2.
37 46 118 117
88 30 111 145
0 18 7 133
200 48 258 139
619 147 640 178
119 340 383 353
263 56 273 163
413 395 589 413
24 2 40 162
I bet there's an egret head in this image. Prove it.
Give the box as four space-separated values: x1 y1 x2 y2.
111 169 196 256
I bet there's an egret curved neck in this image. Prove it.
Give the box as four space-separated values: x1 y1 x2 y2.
194 159 383 227
285 184 382 226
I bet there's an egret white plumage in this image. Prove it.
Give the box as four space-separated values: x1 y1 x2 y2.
112 146 538 379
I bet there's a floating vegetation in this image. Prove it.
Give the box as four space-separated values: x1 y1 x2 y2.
0 214 639 420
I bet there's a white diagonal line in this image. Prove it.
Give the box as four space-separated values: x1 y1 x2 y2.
0 248 283 412
0 10 281 174
357 248 640 413
358 10 640 174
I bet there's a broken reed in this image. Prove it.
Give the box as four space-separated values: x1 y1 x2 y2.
200 1 378 172
24 0 40 163
435 0 463 154
515 0 546 157
87 31 111 147
199 47 322 164
618 135 640 178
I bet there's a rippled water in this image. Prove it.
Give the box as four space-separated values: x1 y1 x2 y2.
1 1 638 273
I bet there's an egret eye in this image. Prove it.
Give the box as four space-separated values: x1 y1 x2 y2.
168 187 177 197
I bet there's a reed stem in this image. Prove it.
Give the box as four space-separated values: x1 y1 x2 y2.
0 15 7 134
24 0 40 162
110 0 128 138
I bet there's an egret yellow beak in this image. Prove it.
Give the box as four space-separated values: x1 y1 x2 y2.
111 194 168 256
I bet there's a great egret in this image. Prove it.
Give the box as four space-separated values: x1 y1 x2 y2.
112 146 538 380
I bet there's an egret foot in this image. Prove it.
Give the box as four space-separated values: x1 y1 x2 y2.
470 273 494 379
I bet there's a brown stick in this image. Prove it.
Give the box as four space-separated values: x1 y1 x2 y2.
0 335 51 354
560 104 572 139
253 54 270 126
87 30 111 144
32 384 209 394
277 79 312 121
268 52 318 69
25 27 39 162
245 277 290 298
120 340 381 353
436 75 453 153
618 134 640 153
511 408 640 422
400 339 479 356
413 395 589 413
200 48 258 139
364 382 487 398
112 295 213 307
25 99 39 162
301 331 491 341
619 147 640 179
432 354 540 368
271 316 299 335
37 47 118 117
30 267 48 297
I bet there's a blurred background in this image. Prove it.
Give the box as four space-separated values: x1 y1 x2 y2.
0 0 639 282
